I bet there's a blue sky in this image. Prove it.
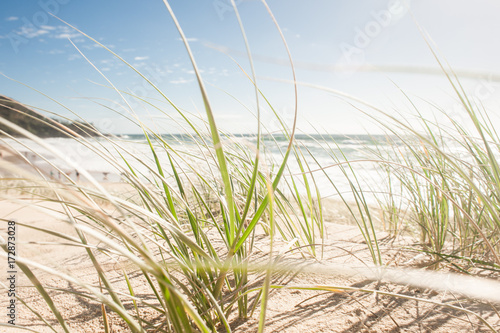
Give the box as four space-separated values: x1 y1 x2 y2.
1 0 500 134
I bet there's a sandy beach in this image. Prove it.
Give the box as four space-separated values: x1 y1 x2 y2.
0 144 499 332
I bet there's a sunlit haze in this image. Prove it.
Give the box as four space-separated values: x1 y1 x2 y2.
1 0 500 134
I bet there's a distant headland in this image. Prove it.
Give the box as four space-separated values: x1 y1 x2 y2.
0 95 99 138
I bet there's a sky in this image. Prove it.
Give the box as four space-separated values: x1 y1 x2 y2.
1 0 500 134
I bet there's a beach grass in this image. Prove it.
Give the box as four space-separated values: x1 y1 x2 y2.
0 1 500 332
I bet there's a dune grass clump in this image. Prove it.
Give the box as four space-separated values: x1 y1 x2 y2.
364 69 500 272
0 1 500 332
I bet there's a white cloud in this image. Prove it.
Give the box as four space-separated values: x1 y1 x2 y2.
132 62 147 68
185 69 204 75
9 25 82 41
42 25 79 39
134 56 149 61
82 43 101 50
55 32 81 39
170 77 193 85
47 49 65 55
17 26 50 38
40 25 56 31
5 16 19 22
68 54 81 61
177 37 198 42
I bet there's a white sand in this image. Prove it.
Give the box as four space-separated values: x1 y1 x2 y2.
0 145 498 332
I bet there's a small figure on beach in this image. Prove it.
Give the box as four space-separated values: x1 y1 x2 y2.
50 170 54 179
103 172 109 181
75 170 80 182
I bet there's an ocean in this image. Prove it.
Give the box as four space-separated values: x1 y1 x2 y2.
2 134 395 204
